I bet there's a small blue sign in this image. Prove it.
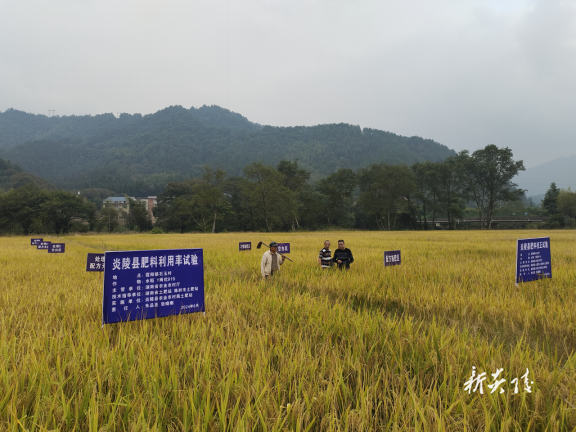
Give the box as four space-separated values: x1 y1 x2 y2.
86 253 105 272
384 250 401 266
277 243 290 254
239 242 251 251
516 237 551 284
31 238 43 246
48 243 65 253
37 241 51 250
102 248 205 325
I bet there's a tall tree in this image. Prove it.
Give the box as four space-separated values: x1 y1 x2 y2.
458 145 525 229
192 166 228 233
242 162 295 231
426 159 463 230
316 168 357 228
357 164 416 230
542 182 560 215
558 188 576 219
127 198 153 232
276 159 310 230
412 161 436 229
153 181 195 233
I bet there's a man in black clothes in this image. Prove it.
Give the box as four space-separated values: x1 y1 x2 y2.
333 239 354 270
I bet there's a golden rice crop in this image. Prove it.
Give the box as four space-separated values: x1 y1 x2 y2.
1 230 575 431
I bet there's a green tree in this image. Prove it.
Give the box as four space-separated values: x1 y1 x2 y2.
191 167 229 233
40 191 95 233
558 188 576 219
0 185 95 234
542 182 560 215
458 145 525 229
99 206 120 232
411 161 436 229
154 181 196 233
276 159 310 230
357 164 416 231
127 198 152 232
426 159 462 230
316 169 357 228
242 162 295 231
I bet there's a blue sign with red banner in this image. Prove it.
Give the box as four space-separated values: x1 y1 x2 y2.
102 248 205 325
516 237 551 284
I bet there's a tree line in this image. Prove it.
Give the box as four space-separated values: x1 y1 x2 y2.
0 186 151 235
3 143 574 235
154 144 529 233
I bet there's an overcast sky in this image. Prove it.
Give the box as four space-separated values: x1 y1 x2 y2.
1 0 575 168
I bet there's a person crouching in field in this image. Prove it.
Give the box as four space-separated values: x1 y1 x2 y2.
261 241 285 279
333 239 354 271
318 240 333 269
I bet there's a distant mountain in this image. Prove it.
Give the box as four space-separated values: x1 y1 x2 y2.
0 157 54 191
0 105 456 195
0 105 261 149
515 155 576 196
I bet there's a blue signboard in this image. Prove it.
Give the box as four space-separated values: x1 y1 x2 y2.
48 243 65 253
37 241 51 250
239 242 251 251
31 238 43 246
277 243 290 254
102 248 205 325
384 250 401 266
516 237 551 284
86 253 105 272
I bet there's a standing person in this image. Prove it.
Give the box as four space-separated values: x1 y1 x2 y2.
333 239 354 271
318 240 333 269
261 241 285 279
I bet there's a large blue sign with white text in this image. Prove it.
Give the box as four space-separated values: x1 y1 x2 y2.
102 248 205 325
516 237 551 284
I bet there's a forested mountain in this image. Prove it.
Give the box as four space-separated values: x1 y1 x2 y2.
0 105 455 195
0 157 54 192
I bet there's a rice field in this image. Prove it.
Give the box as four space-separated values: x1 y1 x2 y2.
1 230 576 431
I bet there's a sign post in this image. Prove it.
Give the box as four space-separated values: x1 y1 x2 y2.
37 241 51 250
87 253 105 271
384 250 401 266
277 243 290 254
48 243 65 253
516 237 551 285
239 242 252 251
102 248 205 325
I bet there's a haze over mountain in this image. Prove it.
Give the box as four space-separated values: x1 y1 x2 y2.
0 157 54 192
0 105 455 195
515 155 576 197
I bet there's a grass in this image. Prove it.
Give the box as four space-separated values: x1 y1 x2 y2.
1 230 575 431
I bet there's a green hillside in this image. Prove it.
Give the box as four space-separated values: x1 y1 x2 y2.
0 157 55 192
0 105 456 195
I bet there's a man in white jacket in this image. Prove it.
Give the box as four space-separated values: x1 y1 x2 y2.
261 241 285 279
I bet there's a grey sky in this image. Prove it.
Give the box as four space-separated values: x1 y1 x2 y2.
1 0 575 168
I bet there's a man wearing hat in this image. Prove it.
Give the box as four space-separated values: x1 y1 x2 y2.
261 241 286 279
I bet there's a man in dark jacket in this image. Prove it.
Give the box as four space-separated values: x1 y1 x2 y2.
333 239 354 270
